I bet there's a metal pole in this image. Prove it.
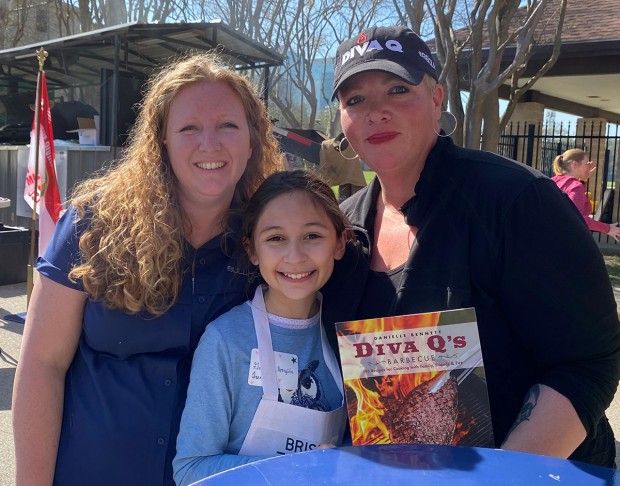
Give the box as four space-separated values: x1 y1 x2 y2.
111 34 120 146
27 47 48 307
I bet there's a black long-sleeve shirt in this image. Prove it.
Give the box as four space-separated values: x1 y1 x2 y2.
322 136 620 467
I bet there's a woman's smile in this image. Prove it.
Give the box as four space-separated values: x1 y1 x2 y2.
195 161 226 170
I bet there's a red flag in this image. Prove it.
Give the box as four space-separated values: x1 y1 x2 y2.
24 71 61 257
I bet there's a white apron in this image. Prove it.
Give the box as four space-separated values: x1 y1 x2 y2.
238 286 347 456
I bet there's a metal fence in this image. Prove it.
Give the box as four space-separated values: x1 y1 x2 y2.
498 121 620 248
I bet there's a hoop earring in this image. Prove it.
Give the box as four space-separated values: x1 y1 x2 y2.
337 136 359 160
434 111 457 137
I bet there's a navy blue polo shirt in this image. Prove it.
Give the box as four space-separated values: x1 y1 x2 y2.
37 206 247 486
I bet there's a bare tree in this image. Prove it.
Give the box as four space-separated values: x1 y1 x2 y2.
499 1 567 134
202 0 388 132
3 0 568 147
48 1 81 37
394 0 567 150
76 0 95 30
2 0 388 133
39 0 180 32
0 2 9 50
197 0 307 126
318 0 394 135
397 0 567 150
1 0 32 49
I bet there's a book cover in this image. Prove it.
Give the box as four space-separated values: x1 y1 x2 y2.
336 308 494 447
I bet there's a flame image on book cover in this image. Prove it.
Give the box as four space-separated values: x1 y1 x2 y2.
336 308 494 447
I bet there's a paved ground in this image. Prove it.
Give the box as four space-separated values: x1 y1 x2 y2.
0 282 26 486
2 282 620 485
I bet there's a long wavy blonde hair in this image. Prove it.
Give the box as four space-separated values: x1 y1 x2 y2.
68 52 283 316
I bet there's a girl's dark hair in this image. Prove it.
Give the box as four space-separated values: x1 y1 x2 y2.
240 169 352 273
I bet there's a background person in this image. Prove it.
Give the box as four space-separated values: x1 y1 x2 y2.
322 25 620 467
12 52 282 486
552 148 620 241
173 170 350 484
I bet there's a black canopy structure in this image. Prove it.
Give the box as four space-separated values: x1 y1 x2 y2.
273 127 325 165
0 21 284 145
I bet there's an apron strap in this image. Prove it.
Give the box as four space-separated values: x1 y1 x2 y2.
250 286 279 401
251 287 345 405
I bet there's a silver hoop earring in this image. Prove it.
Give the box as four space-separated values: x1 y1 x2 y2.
337 136 359 160
434 111 457 137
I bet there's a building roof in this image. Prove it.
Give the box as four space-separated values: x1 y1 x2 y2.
546 0 620 43
522 0 620 119
433 0 620 120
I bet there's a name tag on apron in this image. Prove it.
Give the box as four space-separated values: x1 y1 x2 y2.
248 348 299 391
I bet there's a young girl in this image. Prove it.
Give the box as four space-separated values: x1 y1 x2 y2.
173 170 351 485
552 148 620 241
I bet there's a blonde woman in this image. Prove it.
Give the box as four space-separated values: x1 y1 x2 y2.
552 148 620 241
12 52 283 486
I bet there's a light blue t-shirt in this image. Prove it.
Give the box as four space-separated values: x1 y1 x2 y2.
173 298 343 485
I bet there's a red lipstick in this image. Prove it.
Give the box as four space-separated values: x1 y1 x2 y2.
367 132 398 144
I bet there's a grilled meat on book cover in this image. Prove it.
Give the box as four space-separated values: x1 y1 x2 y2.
336 308 494 447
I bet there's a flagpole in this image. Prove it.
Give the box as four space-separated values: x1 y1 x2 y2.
27 47 48 306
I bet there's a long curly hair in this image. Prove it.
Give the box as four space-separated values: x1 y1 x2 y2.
68 52 283 316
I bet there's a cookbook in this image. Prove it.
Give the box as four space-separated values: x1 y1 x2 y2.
335 308 494 446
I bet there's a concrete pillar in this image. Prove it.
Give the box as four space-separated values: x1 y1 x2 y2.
507 102 545 168
511 102 545 125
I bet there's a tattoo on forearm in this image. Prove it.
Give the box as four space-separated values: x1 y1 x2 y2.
504 384 541 442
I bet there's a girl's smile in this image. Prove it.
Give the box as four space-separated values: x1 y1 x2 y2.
247 190 346 319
